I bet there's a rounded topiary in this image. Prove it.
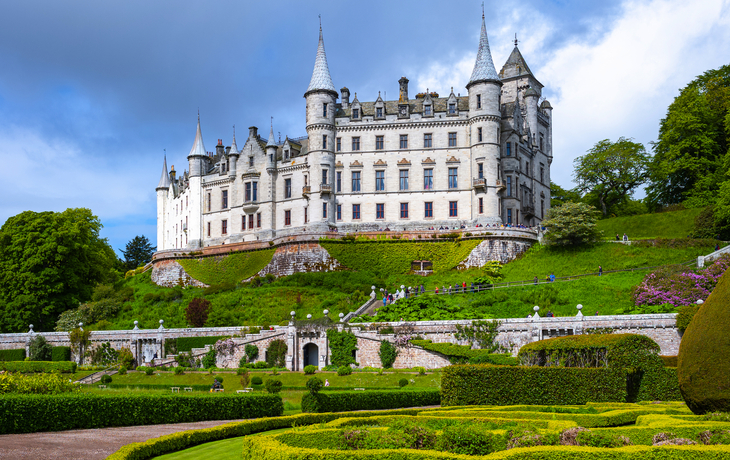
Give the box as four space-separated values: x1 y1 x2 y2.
399 378 409 388
144 367 154 375
100 374 112 384
117 366 127 375
678 270 730 414
306 376 324 394
304 365 317 375
251 376 263 385
265 378 282 394
337 365 352 376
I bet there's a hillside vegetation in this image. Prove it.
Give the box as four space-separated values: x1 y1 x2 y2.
595 208 701 239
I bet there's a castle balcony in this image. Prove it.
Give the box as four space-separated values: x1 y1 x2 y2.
495 180 506 190
243 200 259 213
302 186 311 197
521 202 536 215
320 183 332 194
472 178 486 189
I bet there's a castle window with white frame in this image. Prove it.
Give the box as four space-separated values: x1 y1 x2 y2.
448 103 456 115
376 107 383 118
400 202 409 219
448 167 458 189
424 201 433 218
449 201 458 217
478 163 484 179
352 137 360 151
424 104 432 116
424 168 433 190
352 171 361 192
222 189 228 209
222 219 227 235
284 210 291 226
375 170 385 191
376 203 384 219
352 204 361 220
249 214 254 229
375 136 384 150
448 132 457 147
399 134 408 149
245 183 251 202
424 133 432 148
352 108 360 119
336 171 342 192
399 170 409 191
284 178 292 199
336 137 341 152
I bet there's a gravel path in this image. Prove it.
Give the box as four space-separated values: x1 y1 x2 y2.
0 419 243 460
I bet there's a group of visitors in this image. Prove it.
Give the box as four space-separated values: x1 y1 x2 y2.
615 233 629 242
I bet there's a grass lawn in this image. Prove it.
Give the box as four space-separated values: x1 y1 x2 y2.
154 428 293 460
595 208 702 239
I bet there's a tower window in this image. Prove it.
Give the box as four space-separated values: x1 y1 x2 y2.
249 156 254 167
375 136 384 150
506 176 512 196
284 210 291 226
478 163 484 179
478 127 483 142
424 133 432 148
322 135 327 150
207 193 211 212
352 137 360 151
506 142 511 156
245 182 251 202
253 182 258 201
257 213 261 228
399 134 408 149
336 171 342 192
222 190 228 209
322 202 327 219
336 137 341 151
323 103 328 117
448 132 457 147
477 94 482 109
479 197 484 214
207 222 211 236
540 133 544 151
336 204 342 220
322 169 328 185
507 209 512 224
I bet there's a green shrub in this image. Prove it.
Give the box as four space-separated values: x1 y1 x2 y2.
0 361 77 373
100 375 112 384
442 365 628 406
304 365 317 375
337 366 352 376
398 378 409 388
0 349 26 362
679 269 730 414
144 367 154 376
118 366 127 375
379 341 398 369
676 304 700 332
436 424 507 455
265 379 282 394
0 393 283 434
178 249 275 285
415 366 426 376
212 375 225 386
28 336 52 361
202 348 217 369
51 346 71 362
117 347 134 368
301 389 440 413
326 330 358 367
176 336 228 353
251 376 263 385
244 344 259 363
306 377 324 395
173 366 183 375
661 356 679 367
266 340 287 368
411 339 519 365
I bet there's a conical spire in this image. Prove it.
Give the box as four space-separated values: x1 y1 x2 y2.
156 154 171 189
306 24 336 94
230 126 239 154
499 46 534 79
266 121 276 147
468 14 499 85
188 113 206 157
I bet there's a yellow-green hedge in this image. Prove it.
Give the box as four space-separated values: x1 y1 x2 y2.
178 249 275 285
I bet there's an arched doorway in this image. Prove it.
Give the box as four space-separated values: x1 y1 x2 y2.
303 343 319 368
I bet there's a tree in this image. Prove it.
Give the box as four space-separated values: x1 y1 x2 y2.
573 138 651 217
185 298 210 327
542 201 601 246
121 235 155 271
646 64 730 208
0 208 118 332
549 181 582 208
28 335 52 361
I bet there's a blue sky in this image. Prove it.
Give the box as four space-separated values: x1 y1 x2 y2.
1 0 729 254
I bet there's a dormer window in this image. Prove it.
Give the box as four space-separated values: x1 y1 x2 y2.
424 105 432 116
284 149 289 160
353 108 360 119
448 103 456 115
376 107 383 118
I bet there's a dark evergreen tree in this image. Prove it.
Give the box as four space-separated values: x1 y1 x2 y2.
121 235 155 271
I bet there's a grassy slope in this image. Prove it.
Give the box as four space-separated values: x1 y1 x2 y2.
596 208 701 239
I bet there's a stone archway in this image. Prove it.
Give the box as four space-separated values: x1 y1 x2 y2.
303 342 319 367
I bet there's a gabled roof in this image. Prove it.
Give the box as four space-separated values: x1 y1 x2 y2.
188 115 206 158
468 15 500 86
156 155 171 189
499 46 534 80
306 27 336 94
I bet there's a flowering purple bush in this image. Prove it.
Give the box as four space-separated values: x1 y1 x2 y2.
214 338 236 357
633 254 730 307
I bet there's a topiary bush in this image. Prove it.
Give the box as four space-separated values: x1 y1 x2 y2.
306 377 323 395
51 346 71 362
251 376 263 385
144 367 154 376
678 269 730 414
266 340 287 368
28 336 52 361
379 340 398 369
304 365 317 375
265 378 282 394
118 366 127 375
100 374 112 384
337 366 352 376
676 303 701 332
399 378 409 388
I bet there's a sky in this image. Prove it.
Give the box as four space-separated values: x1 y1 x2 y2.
1 0 729 254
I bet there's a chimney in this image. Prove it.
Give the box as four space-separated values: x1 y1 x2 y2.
169 164 176 181
341 87 350 109
248 126 258 139
398 76 409 103
215 139 224 157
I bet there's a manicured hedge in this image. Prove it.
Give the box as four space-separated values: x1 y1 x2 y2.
0 393 283 434
660 355 678 367
0 349 26 361
178 249 275 285
442 365 628 406
410 340 519 365
302 389 440 413
175 336 228 353
105 384 213 392
51 346 71 362
0 361 77 373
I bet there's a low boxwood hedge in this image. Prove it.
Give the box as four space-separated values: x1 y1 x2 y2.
442 365 628 406
175 336 229 353
302 389 440 413
0 393 283 434
0 349 26 361
0 361 77 373
410 340 519 365
51 346 71 362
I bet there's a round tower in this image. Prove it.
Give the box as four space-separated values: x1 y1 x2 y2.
155 154 171 251
303 25 337 230
466 14 502 225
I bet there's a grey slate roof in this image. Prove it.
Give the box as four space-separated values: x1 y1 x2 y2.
335 96 469 118
156 155 171 189
230 130 239 155
188 116 207 157
468 16 500 85
266 126 276 147
499 46 534 80
306 28 336 94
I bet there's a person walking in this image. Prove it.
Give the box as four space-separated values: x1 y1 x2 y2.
623 233 628 242
615 233 620 241
533 276 538 285
550 273 555 283
598 265 603 276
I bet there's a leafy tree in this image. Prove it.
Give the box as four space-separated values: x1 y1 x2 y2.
573 138 651 217
550 181 582 208
542 202 601 246
646 64 730 208
28 335 52 361
454 320 503 352
266 340 288 368
185 298 210 327
379 340 398 368
121 235 155 271
0 208 118 332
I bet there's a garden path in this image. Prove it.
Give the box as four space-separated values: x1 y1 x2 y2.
0 419 243 460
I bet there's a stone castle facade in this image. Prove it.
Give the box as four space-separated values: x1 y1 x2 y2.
156 15 553 250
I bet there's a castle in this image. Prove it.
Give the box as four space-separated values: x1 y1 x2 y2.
155 14 553 250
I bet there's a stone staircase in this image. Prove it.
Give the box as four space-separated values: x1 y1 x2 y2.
75 366 118 385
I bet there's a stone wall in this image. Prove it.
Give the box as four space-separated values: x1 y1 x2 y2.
254 242 343 278
459 237 532 267
151 259 207 288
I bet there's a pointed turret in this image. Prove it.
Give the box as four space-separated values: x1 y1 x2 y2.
305 26 336 95
266 124 276 147
467 14 499 88
188 114 206 158
230 127 239 155
156 155 171 190
499 45 534 80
